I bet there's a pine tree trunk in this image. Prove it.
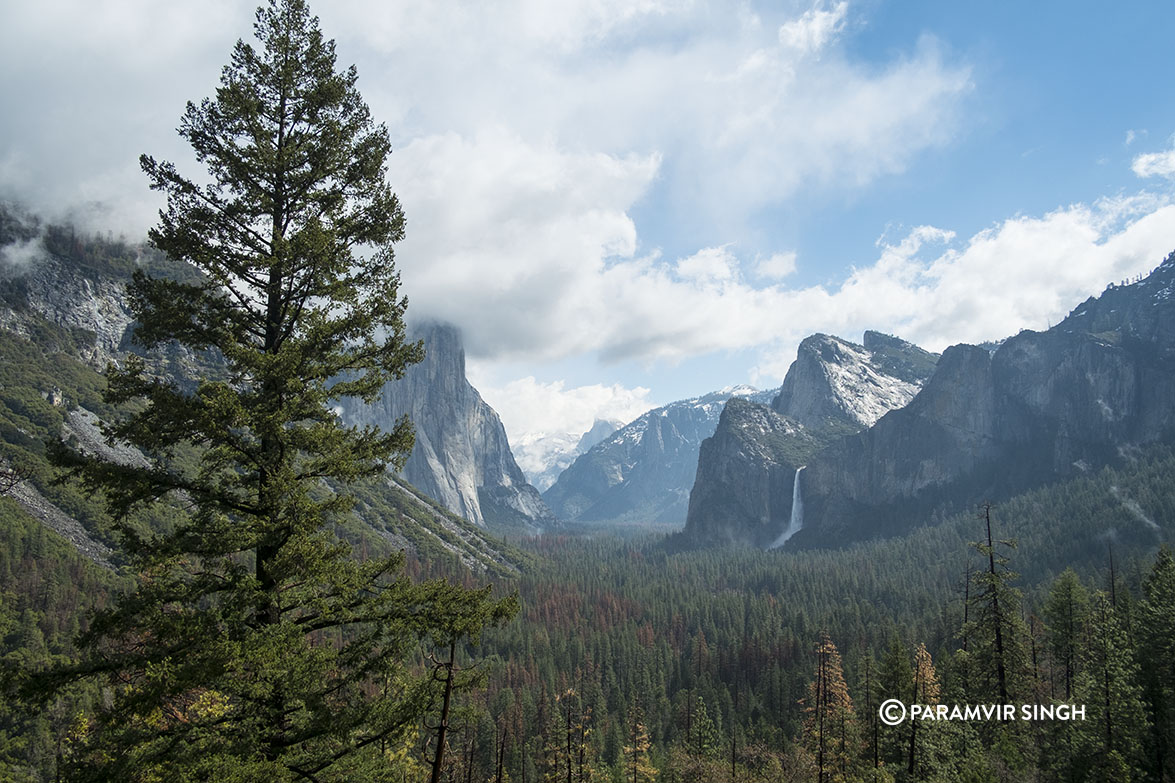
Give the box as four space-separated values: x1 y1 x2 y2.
430 639 457 783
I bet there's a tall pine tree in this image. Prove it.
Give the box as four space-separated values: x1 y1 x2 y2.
1139 547 1175 781
802 633 858 783
38 1 514 780
1043 568 1089 702
1071 593 1149 782
962 504 1028 708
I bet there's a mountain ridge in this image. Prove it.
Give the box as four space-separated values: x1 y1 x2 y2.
795 250 1175 544
683 331 938 546
543 386 774 526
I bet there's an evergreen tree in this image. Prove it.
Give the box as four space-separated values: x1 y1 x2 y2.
686 694 720 760
877 636 913 769
1137 548 1175 781
35 1 515 780
623 706 656 783
1070 593 1149 782
962 504 1029 708
856 651 882 774
802 633 858 783
1043 569 1089 702
906 642 939 778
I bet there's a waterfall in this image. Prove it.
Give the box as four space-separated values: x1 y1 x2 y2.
769 466 805 549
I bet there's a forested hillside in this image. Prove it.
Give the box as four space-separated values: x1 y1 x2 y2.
4 0 1175 781
458 448 1175 781
7 437 1175 781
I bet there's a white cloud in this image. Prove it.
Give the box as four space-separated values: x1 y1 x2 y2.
0 0 250 229
751 194 1175 380
755 251 798 280
0 236 46 272
778 1 848 56
1132 141 1175 179
469 374 655 451
475 187 1175 452
389 129 661 360
0 0 975 369
675 246 738 284
398 127 1175 382
2 1 973 244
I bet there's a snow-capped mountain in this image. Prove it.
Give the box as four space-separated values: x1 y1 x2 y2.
772 331 939 430
684 332 938 547
514 419 624 492
542 386 773 526
796 251 1175 543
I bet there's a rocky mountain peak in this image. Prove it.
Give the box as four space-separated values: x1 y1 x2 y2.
683 331 937 548
577 419 622 452
682 397 812 548
337 321 555 533
1056 250 1175 353
785 249 1175 545
409 320 465 383
772 332 937 430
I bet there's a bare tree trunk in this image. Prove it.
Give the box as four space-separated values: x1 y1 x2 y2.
430 639 458 783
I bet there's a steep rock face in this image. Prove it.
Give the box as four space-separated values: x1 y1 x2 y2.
543 387 773 526
0 211 529 571
801 252 1175 542
0 217 213 385
683 398 814 547
684 333 937 546
337 322 555 533
773 331 937 429
1 239 134 367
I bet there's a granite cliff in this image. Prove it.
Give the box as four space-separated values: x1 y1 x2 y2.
0 207 527 569
336 322 555 533
683 332 938 546
800 253 1175 542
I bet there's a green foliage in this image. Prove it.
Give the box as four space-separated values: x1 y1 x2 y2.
961 505 1030 707
1137 548 1175 780
1042 568 1089 701
23 1 517 780
0 499 116 781
1069 593 1150 781
863 331 940 385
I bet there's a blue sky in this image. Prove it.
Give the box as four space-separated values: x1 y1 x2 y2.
4 1 1175 470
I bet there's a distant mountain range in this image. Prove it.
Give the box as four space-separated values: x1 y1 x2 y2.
0 205 532 569
682 252 1175 549
543 386 775 526
8 203 1174 556
514 419 623 493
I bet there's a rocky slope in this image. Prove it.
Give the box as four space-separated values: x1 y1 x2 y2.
798 251 1175 543
683 333 938 546
682 398 818 547
773 331 938 429
543 387 774 526
336 322 555 533
0 208 527 570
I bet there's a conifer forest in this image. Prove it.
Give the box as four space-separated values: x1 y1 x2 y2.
3 1 1175 782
